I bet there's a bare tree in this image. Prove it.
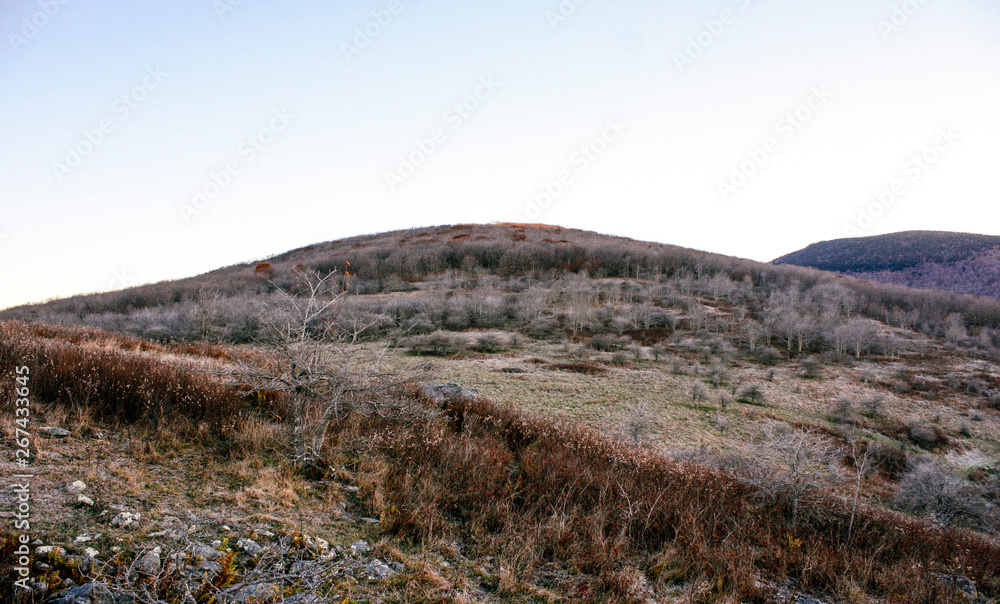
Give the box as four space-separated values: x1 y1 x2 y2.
776 309 800 351
893 460 996 530
621 401 657 446
231 268 425 474
690 381 708 407
766 428 837 527
944 313 967 343
834 318 881 359
742 319 766 352
846 439 874 540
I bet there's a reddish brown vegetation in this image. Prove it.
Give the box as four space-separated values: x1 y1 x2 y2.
340 388 998 601
0 321 243 432
547 362 608 376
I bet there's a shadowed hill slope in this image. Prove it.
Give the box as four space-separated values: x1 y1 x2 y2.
774 231 1000 300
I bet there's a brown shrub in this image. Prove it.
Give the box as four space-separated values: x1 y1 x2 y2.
866 441 910 480
547 362 608 376
335 388 1000 601
907 423 951 451
0 321 243 433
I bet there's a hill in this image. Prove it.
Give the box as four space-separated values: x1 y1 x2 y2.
773 231 1000 300
4 223 1000 602
7 223 1000 335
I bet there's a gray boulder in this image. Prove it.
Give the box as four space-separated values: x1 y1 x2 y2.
224 582 280 603
934 574 977 598
421 382 479 402
236 537 264 557
191 542 227 561
134 547 161 575
43 582 131 604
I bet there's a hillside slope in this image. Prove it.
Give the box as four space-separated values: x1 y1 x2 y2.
5 224 1000 602
774 231 1000 299
7 223 1000 335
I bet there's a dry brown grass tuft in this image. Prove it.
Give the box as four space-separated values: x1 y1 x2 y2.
318 387 1000 602
0 320 245 434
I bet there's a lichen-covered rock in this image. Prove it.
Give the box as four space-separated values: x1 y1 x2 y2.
44 581 116 604
191 542 227 561
110 512 141 528
134 547 161 575
350 540 371 555
236 537 264 557
421 382 479 402
66 481 87 494
224 582 280 603
933 574 977 598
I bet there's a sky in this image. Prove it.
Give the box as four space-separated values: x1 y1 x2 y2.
1 0 999 310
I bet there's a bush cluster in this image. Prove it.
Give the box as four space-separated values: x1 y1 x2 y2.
0 321 243 433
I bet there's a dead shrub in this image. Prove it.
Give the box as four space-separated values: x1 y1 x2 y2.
589 333 632 352
319 389 1000 602
907 423 951 451
406 330 466 356
866 441 910 480
471 333 506 353
893 460 997 531
735 384 766 406
0 321 242 434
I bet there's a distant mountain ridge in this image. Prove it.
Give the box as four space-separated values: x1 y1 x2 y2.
774 231 1000 299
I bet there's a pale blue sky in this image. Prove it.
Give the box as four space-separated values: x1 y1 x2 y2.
2 0 999 309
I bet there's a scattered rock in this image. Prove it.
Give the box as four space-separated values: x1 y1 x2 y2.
40 426 72 438
134 547 161 575
366 558 396 579
83 547 100 558
76 495 95 507
795 598 828 604
44 581 116 604
934 574 977 598
74 533 102 543
236 537 264 557
361 517 380 524
35 545 64 560
41 451 67 462
66 481 87 494
224 582 280 603
110 511 141 528
339 484 360 493
421 382 479 403
191 543 226 561
222 524 232 531
350 540 371 555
